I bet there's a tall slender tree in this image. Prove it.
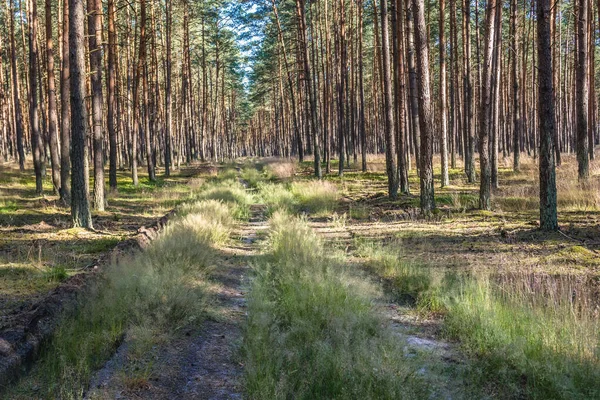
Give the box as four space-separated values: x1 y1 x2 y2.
88 0 105 209
9 0 25 170
45 0 60 194
537 0 558 230
439 0 450 187
107 0 118 189
412 0 435 212
69 0 93 228
381 0 399 198
27 0 44 195
478 0 500 210
60 0 70 202
575 0 589 179
511 0 521 171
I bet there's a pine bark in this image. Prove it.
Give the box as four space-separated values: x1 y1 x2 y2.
537 0 558 230
28 0 44 195
108 0 118 189
439 0 449 187
69 0 93 228
575 0 589 179
88 0 105 210
478 0 499 210
45 0 60 194
381 0 399 198
412 0 435 212
9 0 25 170
60 0 70 202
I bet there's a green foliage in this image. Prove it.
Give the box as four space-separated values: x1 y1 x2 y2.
355 240 432 305
243 212 427 400
8 199 236 398
195 180 253 220
356 240 600 399
290 180 339 216
257 182 297 215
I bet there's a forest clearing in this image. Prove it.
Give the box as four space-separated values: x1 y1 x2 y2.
0 157 598 399
0 0 599 397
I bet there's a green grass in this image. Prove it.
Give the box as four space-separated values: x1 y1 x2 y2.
243 212 427 399
195 179 253 220
8 196 239 399
257 180 340 217
354 240 600 399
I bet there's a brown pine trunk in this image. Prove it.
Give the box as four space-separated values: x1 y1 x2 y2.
412 0 435 212
359 0 367 173
45 0 60 194
405 0 420 171
381 0 399 198
88 0 105 209
463 0 475 182
576 0 589 179
60 0 70 202
296 0 321 177
108 0 118 189
140 0 155 181
69 0 92 228
9 0 25 171
537 0 558 230
27 0 44 195
393 0 409 193
439 0 449 187
478 0 500 210
164 0 172 176
511 0 521 171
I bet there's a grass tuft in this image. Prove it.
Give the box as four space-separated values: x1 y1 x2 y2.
243 212 427 400
290 180 339 216
355 239 600 399
8 199 236 398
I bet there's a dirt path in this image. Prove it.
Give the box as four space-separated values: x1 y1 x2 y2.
87 206 268 400
308 219 467 399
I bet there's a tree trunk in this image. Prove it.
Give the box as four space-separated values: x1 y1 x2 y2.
69 0 93 228
296 0 321 178
107 0 118 189
9 0 25 171
575 0 589 179
164 0 172 176
439 0 449 187
87 0 105 210
463 0 475 182
537 0 558 231
478 0 500 210
381 0 399 198
511 0 521 171
60 0 70 202
412 0 435 212
28 0 44 195
45 0 60 194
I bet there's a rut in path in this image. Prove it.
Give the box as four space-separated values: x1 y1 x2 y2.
87 205 268 400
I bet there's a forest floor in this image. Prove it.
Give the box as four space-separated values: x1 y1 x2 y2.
2 155 600 399
0 162 207 328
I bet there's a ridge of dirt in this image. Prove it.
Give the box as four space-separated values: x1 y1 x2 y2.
86 205 268 400
0 210 175 391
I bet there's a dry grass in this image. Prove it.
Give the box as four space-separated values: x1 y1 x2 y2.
494 154 600 212
262 158 297 179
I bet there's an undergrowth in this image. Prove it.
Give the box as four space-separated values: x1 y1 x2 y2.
243 212 427 399
7 182 244 399
355 239 600 399
258 180 339 216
